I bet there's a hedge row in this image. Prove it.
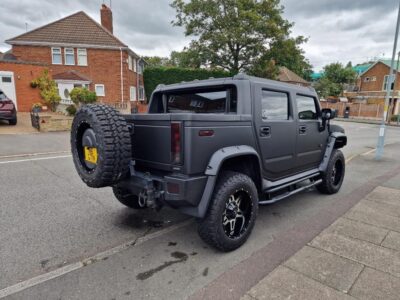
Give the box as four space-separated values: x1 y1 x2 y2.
143 67 233 100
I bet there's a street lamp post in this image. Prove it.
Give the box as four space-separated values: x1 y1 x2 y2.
376 0 400 160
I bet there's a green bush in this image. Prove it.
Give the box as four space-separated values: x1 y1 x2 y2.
66 105 77 116
143 67 233 101
391 114 400 122
69 87 97 105
34 69 61 112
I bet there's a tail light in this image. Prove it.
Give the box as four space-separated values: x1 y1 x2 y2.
171 122 182 164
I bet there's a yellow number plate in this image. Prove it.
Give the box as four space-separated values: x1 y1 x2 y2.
84 147 98 164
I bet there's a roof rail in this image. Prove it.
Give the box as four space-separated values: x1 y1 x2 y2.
233 73 249 80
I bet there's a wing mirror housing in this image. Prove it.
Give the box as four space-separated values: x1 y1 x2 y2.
319 108 336 132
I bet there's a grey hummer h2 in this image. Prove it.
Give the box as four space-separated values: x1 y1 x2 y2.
71 74 347 252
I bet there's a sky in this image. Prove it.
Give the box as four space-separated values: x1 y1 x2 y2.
0 0 398 71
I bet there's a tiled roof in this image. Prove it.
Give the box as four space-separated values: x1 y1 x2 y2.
53 70 91 82
278 66 309 84
6 11 127 48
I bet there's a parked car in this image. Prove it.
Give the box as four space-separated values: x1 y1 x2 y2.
70 74 347 251
0 89 17 125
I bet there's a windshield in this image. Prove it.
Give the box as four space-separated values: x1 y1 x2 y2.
0 91 8 101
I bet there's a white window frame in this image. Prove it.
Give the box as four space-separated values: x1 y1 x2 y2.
128 56 133 71
383 75 394 91
364 77 370 83
77 48 87 66
133 58 137 72
138 85 145 101
95 84 105 96
130 86 137 101
138 60 143 74
64 48 75 65
51 47 62 65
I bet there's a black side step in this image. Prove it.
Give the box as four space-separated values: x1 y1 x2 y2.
259 179 322 205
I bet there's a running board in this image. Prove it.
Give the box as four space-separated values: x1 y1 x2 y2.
259 179 322 205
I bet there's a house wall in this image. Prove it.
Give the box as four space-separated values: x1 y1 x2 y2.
0 61 46 112
11 45 144 111
359 62 400 92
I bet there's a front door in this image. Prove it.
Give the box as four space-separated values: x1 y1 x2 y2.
0 71 17 110
57 83 74 105
253 84 297 180
295 94 328 171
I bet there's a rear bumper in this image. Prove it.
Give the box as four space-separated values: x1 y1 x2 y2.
0 110 16 120
115 170 208 208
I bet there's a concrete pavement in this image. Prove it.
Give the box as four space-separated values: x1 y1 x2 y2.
243 184 400 300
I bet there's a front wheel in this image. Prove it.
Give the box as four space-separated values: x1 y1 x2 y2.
198 171 258 252
317 149 345 194
9 117 17 125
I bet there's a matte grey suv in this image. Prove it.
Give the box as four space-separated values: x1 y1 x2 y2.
71 74 347 251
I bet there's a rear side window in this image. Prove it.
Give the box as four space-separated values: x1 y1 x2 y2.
150 86 237 114
296 95 318 120
261 90 289 120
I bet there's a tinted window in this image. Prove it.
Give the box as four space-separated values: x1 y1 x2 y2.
261 90 289 120
163 87 237 114
297 95 318 120
0 91 7 101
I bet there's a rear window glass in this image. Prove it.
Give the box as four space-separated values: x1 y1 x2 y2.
0 91 7 101
150 86 237 114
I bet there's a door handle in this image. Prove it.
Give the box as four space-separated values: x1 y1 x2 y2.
260 126 271 137
299 125 307 134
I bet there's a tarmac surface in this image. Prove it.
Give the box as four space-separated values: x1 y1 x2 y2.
0 121 399 299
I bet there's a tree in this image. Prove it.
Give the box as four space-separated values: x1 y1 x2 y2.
31 69 61 112
314 63 357 98
142 56 171 67
171 0 301 74
250 36 312 80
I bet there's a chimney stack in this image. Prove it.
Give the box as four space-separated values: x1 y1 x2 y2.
101 4 113 33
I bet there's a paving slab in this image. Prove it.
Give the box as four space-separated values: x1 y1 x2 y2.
360 199 400 218
381 231 400 251
345 203 400 232
246 266 354 300
350 267 400 300
284 245 363 293
365 186 400 207
310 232 400 278
326 217 388 245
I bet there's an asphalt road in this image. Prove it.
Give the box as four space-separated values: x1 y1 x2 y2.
0 121 399 299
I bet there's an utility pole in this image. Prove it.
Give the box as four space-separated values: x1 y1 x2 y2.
376 0 400 160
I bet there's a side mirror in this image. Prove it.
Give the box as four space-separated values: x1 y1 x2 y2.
321 108 336 120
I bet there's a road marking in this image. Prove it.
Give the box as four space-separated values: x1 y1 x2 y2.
0 155 72 164
0 219 193 299
0 151 70 159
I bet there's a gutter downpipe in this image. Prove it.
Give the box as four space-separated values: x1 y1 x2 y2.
120 47 124 108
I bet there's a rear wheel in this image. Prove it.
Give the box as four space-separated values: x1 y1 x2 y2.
9 117 17 125
198 171 258 252
71 104 131 188
112 186 147 209
317 149 345 194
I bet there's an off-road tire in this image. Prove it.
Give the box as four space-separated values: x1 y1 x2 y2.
198 171 258 252
112 186 147 209
9 117 17 125
71 104 131 188
317 149 345 194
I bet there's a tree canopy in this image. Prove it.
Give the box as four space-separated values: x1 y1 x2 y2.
314 63 357 98
170 0 310 78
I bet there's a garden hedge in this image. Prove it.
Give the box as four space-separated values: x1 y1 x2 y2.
143 67 233 101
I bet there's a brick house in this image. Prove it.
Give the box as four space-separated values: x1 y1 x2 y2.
277 66 310 87
0 4 146 112
348 60 400 116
